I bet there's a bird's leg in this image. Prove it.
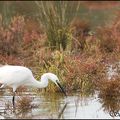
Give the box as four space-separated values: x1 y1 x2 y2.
44 88 47 92
12 92 16 108
0 84 5 89
0 84 6 92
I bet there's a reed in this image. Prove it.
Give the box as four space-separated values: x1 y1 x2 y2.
35 1 80 50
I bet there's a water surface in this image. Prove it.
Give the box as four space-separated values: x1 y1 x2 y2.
0 88 120 119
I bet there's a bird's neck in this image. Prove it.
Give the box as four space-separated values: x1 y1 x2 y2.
29 74 49 89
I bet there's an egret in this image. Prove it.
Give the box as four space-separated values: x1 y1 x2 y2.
0 65 66 107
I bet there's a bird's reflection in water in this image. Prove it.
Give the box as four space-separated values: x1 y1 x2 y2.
40 92 65 118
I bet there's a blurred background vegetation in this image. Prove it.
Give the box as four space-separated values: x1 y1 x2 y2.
0 1 120 29
0 1 120 93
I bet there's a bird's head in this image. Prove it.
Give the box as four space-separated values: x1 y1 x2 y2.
46 73 67 97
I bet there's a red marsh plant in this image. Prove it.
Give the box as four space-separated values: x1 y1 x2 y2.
0 15 25 56
98 78 120 117
23 17 44 44
34 48 108 94
82 1 120 10
0 54 24 65
70 18 101 56
70 18 91 51
0 15 46 66
98 78 120 98
41 51 101 93
97 27 117 53
97 13 120 53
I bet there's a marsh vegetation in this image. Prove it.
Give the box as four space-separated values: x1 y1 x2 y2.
0 1 120 119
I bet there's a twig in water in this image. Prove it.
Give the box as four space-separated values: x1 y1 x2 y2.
58 102 68 119
75 94 80 117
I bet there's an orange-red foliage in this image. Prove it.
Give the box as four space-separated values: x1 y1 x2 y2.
82 1 120 10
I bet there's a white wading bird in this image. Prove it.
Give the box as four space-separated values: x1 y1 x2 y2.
0 65 66 107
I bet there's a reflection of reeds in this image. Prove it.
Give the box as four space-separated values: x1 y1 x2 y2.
74 94 80 117
0 89 4 96
42 92 62 114
1 95 39 119
16 86 27 93
98 79 120 117
99 95 120 117
16 96 35 112
74 91 95 117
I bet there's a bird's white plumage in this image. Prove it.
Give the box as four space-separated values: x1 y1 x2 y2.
0 65 33 91
0 65 59 92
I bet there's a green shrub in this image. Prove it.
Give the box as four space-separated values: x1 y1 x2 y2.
35 1 80 51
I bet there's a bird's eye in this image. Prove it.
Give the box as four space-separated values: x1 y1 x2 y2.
56 80 59 83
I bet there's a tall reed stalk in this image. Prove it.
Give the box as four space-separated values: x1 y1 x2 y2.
35 1 80 50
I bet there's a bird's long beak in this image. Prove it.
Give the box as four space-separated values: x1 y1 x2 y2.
56 81 67 97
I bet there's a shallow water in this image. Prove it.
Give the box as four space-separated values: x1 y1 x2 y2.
0 89 120 119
